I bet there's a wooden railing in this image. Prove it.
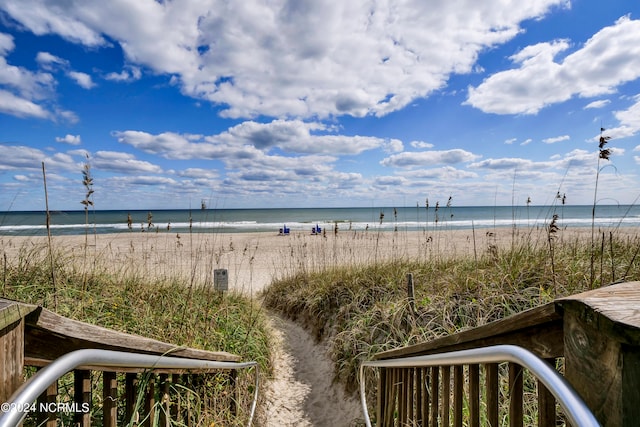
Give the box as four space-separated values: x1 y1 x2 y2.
364 281 640 427
0 298 256 426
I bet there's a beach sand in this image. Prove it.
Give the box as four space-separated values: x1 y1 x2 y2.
1 226 592 294
0 226 623 426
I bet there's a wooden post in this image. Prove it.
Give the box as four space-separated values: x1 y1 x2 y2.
508 363 523 427
453 365 463 427
159 374 171 427
560 282 640 427
469 364 480 427
125 373 138 424
485 363 499 427
0 319 24 404
74 369 92 426
143 375 156 427
429 366 439 427
537 359 557 427
36 373 57 427
103 371 118 427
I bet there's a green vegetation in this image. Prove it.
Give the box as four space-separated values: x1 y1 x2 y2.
263 228 640 393
1 242 272 426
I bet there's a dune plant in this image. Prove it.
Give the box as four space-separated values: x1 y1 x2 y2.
590 128 613 288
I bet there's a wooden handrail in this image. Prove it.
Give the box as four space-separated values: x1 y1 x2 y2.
367 281 640 427
0 298 251 426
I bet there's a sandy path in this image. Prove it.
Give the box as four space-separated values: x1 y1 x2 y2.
264 315 362 427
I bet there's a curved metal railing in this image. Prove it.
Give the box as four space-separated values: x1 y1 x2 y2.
360 344 599 427
0 349 259 427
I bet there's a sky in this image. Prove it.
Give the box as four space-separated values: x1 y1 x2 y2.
1 0 640 211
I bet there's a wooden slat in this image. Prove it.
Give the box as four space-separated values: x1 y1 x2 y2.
159 374 170 427
374 303 563 360
469 364 480 427
399 368 407 426
453 365 463 427
143 375 156 427
430 366 439 427
125 373 138 425
485 363 499 427
416 367 424 426
376 367 386 425
442 366 451 426
385 368 395 426
508 363 523 427
74 369 92 427
24 306 239 362
0 319 23 403
36 372 57 427
103 371 118 427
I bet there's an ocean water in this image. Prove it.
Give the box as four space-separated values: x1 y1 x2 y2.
1 205 640 236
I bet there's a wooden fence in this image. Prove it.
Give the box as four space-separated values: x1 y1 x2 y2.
0 298 250 426
367 281 640 427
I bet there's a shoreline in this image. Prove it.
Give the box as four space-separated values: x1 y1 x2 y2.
2 226 637 295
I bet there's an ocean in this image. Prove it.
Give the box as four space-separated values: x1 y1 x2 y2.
1 205 640 237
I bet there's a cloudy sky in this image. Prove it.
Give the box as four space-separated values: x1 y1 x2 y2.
1 0 640 211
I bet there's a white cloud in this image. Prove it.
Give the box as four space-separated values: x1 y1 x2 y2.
0 32 14 55
36 51 68 69
543 135 570 144
0 0 568 119
466 16 640 114
410 140 434 149
504 138 517 145
105 66 141 82
67 71 95 89
584 99 610 109
0 88 50 118
380 149 481 168
55 134 81 145
92 151 163 174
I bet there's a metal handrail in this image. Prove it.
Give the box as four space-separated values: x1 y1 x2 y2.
0 349 259 427
359 344 600 427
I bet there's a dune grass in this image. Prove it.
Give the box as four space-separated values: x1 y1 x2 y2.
262 226 640 394
1 239 272 426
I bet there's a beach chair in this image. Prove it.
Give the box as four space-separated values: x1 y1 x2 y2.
312 224 322 235
279 225 290 235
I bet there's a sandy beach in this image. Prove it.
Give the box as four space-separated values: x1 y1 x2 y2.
1 226 629 426
1 226 594 295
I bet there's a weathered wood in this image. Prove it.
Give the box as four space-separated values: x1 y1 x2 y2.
453 365 463 427
559 281 640 427
537 359 556 427
386 368 396 426
74 369 92 426
508 363 523 427
376 367 386 426
442 366 450 426
143 375 156 427
36 372 57 427
374 302 563 360
24 306 239 362
159 374 171 427
429 366 439 427
485 363 499 427
0 298 38 330
102 371 118 427
469 364 480 427
0 319 23 403
398 368 407 426
125 373 138 424
416 367 424 426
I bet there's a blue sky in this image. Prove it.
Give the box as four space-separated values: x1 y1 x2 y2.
1 0 640 211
